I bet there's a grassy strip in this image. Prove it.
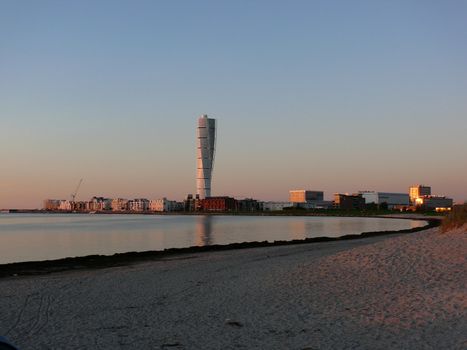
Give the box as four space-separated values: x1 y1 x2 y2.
441 204 467 232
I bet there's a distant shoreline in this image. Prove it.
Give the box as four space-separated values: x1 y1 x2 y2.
0 217 439 278
0 208 443 219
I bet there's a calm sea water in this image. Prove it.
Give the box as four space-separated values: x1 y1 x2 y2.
0 214 426 264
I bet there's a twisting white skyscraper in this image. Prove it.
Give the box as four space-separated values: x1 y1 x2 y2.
196 114 216 199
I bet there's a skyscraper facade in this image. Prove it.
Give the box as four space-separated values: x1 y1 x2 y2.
196 115 216 199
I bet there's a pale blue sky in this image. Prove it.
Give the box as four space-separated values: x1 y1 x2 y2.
1 0 466 208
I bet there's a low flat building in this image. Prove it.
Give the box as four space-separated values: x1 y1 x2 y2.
359 191 410 209
415 196 453 210
262 201 293 211
237 198 261 212
334 193 365 210
295 201 333 209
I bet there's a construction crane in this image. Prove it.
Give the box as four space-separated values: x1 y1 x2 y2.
71 178 83 202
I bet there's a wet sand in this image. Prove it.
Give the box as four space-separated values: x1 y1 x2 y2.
0 225 465 349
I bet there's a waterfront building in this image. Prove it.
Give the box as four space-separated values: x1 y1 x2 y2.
58 200 72 211
172 202 185 211
88 197 112 211
85 201 94 211
359 191 410 209
289 189 330 209
184 194 200 212
73 201 87 211
296 201 334 209
111 198 129 211
200 196 237 212
334 193 365 210
150 198 179 212
196 114 216 199
415 196 453 210
128 198 150 212
262 202 293 211
43 199 62 210
409 185 431 204
289 190 324 203
237 198 261 212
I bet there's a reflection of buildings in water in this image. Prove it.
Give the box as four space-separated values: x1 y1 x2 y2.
195 215 213 246
288 219 326 240
288 220 307 240
309 219 325 238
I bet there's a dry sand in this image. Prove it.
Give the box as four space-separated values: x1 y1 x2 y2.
0 226 466 349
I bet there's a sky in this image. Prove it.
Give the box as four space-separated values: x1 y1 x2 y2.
1 0 467 208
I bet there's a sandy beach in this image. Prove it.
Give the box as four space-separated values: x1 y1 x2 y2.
0 225 466 349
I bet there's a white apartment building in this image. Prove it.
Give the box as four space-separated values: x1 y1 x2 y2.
128 198 150 212
58 200 72 211
262 201 293 211
111 198 129 211
149 198 178 212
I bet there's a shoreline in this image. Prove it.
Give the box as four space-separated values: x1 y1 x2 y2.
0 217 438 279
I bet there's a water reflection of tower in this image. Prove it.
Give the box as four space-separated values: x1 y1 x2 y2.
195 215 213 246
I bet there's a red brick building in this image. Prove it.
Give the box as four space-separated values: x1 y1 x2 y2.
200 196 238 212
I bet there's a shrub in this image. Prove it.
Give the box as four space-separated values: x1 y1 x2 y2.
441 204 467 232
